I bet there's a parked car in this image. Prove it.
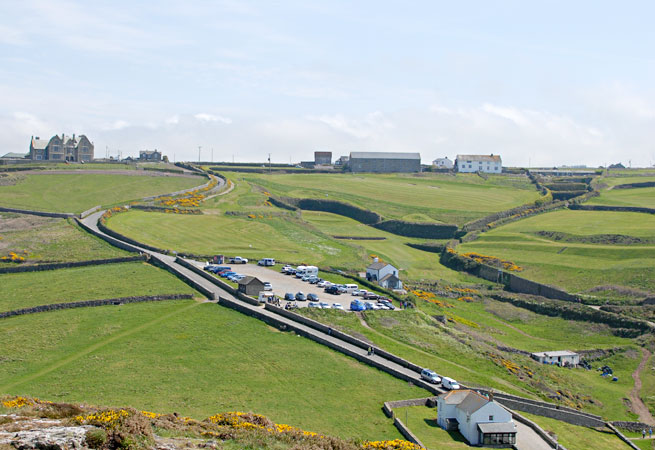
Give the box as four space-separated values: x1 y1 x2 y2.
337 285 348 294
295 292 307 301
350 299 365 311
325 285 341 295
220 271 236 278
364 301 379 310
258 258 275 266
281 265 292 273
286 268 296 275
209 266 231 274
441 377 460 390
263 282 272 291
319 302 330 309
308 302 321 308
378 299 395 310
307 293 319 301
352 289 367 296
363 292 379 300
331 303 343 310
284 292 295 301
301 275 313 282
229 256 248 264
420 369 442 384
376 302 390 310
308 277 321 284
316 280 327 287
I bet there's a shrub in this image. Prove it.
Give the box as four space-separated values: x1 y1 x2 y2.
85 429 107 449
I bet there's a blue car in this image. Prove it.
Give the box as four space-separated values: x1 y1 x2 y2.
209 266 231 274
220 271 237 278
350 299 365 311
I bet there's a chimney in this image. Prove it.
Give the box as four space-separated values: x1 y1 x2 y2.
489 391 494 401
73 133 75 140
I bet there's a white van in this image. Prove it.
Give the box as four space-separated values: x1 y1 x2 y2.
295 265 307 278
304 266 318 277
344 283 359 294
258 292 275 303
441 377 460 390
258 258 276 266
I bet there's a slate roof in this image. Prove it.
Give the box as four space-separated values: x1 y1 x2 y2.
456 154 502 163
238 276 264 286
477 422 517 433
440 390 490 415
379 273 399 283
367 261 391 271
350 152 421 160
30 138 48 150
1 152 27 158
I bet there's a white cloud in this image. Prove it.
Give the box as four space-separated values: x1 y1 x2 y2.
194 113 233 124
165 115 180 125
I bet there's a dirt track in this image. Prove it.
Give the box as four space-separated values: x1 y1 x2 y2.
630 347 655 425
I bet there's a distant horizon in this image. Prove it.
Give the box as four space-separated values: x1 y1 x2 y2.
2 1 655 167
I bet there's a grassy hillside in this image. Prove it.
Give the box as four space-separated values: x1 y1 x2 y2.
0 173 201 213
0 262 199 312
0 300 424 440
226 172 540 225
0 213 127 267
458 210 655 297
588 186 655 208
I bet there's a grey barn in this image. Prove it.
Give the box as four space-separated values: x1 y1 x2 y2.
348 152 421 173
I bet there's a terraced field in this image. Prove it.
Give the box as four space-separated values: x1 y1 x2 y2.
230 172 541 225
0 301 424 440
458 210 655 298
0 173 202 213
589 186 655 208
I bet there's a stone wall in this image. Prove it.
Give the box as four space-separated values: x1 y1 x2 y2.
569 204 655 215
0 206 76 218
80 205 102 219
393 418 426 449
148 255 215 300
75 218 144 254
0 294 193 319
372 220 458 239
613 181 655 189
606 423 642 450
0 255 146 274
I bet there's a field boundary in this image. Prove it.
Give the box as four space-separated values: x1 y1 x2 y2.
0 294 194 319
0 206 76 218
569 204 655 215
0 255 147 274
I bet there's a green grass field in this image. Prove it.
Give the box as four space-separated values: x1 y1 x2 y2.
395 406 469 449
301 296 638 421
520 412 631 450
0 262 198 312
0 213 127 267
589 186 655 209
223 172 540 225
459 210 655 297
601 176 655 187
0 300 424 440
0 173 201 213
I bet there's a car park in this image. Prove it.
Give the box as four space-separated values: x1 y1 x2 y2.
350 299 365 311
229 256 248 264
281 265 292 273
378 299 395 310
284 293 295 301
286 268 296 275
352 289 367 296
308 277 321 284
308 302 321 308
258 292 275 303
325 285 341 295
307 293 319 301
263 282 272 291
220 271 236 278
295 292 306 301
376 302 390 310
420 369 442 384
331 303 343 310
337 285 348 294
343 284 358 294
301 275 312 282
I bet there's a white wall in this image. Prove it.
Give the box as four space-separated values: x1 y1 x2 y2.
456 159 502 173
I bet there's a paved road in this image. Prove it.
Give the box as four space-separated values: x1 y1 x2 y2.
80 210 556 450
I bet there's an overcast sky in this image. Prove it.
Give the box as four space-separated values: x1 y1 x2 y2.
1 1 655 167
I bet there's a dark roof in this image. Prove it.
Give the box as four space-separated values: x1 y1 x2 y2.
440 390 471 405
458 391 489 415
238 276 264 286
350 152 421 160
477 422 516 434
1 152 27 159
456 154 501 163
379 273 399 283
367 261 391 271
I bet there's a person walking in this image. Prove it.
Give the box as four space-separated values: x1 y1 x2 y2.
649 428 652 438
642 429 646 439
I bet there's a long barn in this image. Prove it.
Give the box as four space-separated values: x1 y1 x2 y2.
348 152 421 173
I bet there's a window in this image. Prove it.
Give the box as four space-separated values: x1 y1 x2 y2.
489 415 494 420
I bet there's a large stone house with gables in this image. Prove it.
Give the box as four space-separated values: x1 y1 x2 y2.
29 134 94 162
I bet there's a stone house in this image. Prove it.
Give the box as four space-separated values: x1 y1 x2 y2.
238 276 266 296
437 390 516 447
139 150 162 161
29 134 94 162
455 154 502 173
531 350 579 367
366 261 402 289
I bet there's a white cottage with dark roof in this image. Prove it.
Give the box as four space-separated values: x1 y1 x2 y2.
437 390 516 447
455 154 502 173
366 261 402 289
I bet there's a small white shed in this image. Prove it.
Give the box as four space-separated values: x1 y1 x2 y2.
531 350 579 367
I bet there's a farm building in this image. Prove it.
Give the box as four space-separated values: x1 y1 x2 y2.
335 155 349 166
437 390 516 447
29 134 94 162
348 152 420 173
314 151 332 165
432 157 453 169
0 152 27 160
366 261 402 289
139 150 162 161
238 276 266 296
455 154 502 173
531 350 579 367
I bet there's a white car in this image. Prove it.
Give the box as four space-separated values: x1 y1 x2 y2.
420 369 442 384
352 289 367 296
319 302 330 309
230 256 248 264
331 303 343 310
263 282 272 291
308 302 321 308
317 280 327 287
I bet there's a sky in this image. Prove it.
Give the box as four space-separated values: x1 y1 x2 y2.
1 0 655 167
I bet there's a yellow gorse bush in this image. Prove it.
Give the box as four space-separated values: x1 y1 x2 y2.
2 396 51 408
74 409 130 428
461 252 523 272
362 439 422 450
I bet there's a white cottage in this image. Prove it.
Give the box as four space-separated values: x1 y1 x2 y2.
437 390 516 447
433 157 454 169
531 350 579 367
366 261 402 289
455 154 502 173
